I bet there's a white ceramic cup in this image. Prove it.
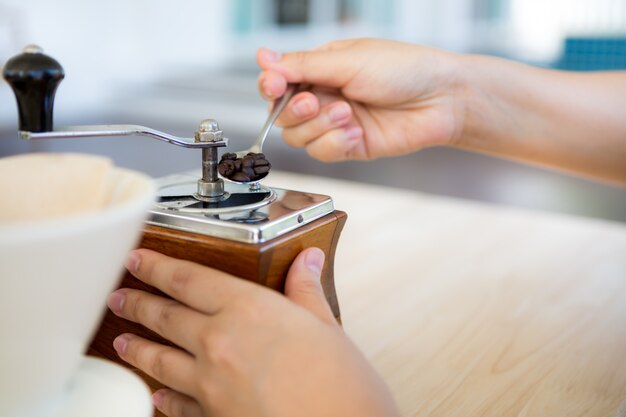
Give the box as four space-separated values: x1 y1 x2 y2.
0 155 155 417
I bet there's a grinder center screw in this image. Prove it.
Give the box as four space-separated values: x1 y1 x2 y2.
194 119 225 201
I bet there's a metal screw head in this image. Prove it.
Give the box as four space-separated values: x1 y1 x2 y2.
22 44 44 54
198 119 220 132
195 118 223 142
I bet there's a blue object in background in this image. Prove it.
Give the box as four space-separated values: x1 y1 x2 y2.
555 37 626 71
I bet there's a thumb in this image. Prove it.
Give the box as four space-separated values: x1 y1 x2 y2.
257 47 358 89
284 247 336 325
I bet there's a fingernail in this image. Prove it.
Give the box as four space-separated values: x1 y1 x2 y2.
304 248 324 274
343 126 363 141
261 47 282 62
152 390 166 408
125 251 141 274
113 334 129 355
107 291 126 314
262 80 274 98
329 103 351 123
292 98 314 118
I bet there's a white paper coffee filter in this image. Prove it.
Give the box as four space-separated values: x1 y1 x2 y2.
0 153 113 223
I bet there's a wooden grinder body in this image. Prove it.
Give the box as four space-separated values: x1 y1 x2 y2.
88 210 346 414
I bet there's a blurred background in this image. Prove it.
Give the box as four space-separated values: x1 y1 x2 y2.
1 0 625 221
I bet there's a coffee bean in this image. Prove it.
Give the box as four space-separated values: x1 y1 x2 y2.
232 172 251 182
253 165 270 175
218 160 236 177
221 152 238 161
242 156 255 168
242 166 255 177
254 159 270 167
246 152 266 160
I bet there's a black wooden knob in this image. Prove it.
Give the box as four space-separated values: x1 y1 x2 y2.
2 45 65 132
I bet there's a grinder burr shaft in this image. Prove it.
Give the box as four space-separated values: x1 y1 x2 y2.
195 119 225 200
202 148 217 182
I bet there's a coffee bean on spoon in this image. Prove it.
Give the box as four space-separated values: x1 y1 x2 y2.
242 156 255 168
248 152 266 160
218 160 236 177
242 166 255 178
254 165 270 175
231 172 251 182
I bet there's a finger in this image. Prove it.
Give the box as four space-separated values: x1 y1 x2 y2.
107 288 207 353
125 249 249 314
312 39 357 52
257 47 360 88
113 333 197 397
257 69 287 100
152 388 204 417
281 100 353 148
274 91 320 128
256 46 282 69
284 248 336 325
304 125 364 163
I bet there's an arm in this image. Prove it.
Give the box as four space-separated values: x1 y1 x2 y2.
459 55 626 183
257 38 626 184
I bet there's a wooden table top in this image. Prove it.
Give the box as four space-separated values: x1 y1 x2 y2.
267 172 626 417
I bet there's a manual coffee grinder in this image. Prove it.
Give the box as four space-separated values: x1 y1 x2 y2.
2 46 346 399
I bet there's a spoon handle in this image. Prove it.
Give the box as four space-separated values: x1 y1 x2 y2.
250 83 300 154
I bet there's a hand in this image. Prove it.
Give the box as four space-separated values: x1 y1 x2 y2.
107 247 400 417
257 38 465 162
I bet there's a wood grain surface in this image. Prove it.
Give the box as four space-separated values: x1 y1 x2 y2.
264 172 626 417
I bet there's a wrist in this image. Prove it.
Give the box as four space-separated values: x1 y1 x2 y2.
410 47 489 149
453 54 498 149
453 53 537 155
408 45 474 149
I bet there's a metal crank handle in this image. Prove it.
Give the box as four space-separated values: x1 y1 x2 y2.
19 125 228 149
2 45 226 149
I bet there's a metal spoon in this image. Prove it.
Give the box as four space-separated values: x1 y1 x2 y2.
221 83 299 186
